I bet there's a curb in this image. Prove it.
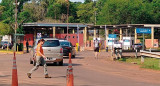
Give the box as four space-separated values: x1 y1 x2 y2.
0 51 24 54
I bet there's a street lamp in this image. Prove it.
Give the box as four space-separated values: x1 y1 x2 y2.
65 0 69 40
13 0 19 51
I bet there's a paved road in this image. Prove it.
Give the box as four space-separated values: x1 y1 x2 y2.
0 51 160 86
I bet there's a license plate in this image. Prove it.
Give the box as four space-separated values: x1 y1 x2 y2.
46 57 56 61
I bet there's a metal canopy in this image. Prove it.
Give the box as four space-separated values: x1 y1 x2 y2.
23 23 87 28
89 24 145 29
23 23 160 30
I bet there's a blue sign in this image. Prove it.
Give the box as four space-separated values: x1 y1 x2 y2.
108 34 117 38
136 28 151 34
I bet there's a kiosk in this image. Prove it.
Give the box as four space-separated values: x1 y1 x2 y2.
122 37 134 50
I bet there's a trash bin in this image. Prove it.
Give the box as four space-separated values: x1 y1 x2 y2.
19 43 23 51
106 47 108 52
16 43 23 51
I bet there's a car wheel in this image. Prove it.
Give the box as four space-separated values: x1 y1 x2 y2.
59 60 63 66
72 55 75 58
30 59 33 64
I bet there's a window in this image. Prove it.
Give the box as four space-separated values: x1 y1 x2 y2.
42 40 60 47
73 36 75 38
60 42 70 46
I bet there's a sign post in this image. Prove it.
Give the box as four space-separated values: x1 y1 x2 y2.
136 28 151 50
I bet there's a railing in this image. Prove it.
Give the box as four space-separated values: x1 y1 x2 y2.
140 50 160 65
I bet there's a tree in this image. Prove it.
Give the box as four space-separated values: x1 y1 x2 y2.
0 22 12 35
77 2 97 23
23 1 45 21
84 0 92 4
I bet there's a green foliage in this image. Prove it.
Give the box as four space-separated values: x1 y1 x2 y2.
0 22 12 35
119 57 160 70
97 0 157 25
77 2 97 23
1 0 160 36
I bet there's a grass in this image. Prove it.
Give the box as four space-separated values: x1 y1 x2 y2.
119 57 160 70
0 49 13 52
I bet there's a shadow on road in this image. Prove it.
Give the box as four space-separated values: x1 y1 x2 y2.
47 63 82 66
63 56 84 59
0 75 11 78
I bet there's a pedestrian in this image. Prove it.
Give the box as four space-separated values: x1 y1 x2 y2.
27 39 51 78
26 40 29 53
94 38 99 59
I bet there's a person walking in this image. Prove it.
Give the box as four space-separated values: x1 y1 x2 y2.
26 40 29 53
27 39 51 78
94 38 99 59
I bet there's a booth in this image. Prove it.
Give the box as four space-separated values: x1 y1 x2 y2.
122 37 134 50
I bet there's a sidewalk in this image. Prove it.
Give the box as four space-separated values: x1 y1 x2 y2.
0 50 24 54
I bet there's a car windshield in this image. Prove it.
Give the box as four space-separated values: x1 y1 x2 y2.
3 42 8 44
135 44 142 45
42 40 60 47
60 42 70 46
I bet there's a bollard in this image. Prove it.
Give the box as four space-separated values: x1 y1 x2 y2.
12 52 18 86
66 53 74 86
141 56 144 64
135 49 137 58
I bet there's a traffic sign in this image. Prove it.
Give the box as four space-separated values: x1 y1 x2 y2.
136 28 151 34
108 34 117 38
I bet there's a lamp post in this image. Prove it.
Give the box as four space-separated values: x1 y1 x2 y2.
13 0 19 51
66 0 69 40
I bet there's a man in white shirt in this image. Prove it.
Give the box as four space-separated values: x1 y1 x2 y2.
94 38 99 59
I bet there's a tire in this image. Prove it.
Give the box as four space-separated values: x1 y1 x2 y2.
30 60 33 64
72 55 75 58
59 60 63 66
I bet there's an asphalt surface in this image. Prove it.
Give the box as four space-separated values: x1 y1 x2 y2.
0 51 160 86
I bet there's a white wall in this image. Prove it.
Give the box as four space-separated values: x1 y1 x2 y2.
2 35 12 43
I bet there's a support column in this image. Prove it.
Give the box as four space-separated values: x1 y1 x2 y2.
53 27 56 38
63 29 65 34
87 29 89 40
106 28 109 46
83 27 87 47
120 28 122 41
151 27 154 48
72 29 75 34
135 28 137 43
94 28 96 38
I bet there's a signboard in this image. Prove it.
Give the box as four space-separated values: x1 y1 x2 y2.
136 28 151 34
108 34 117 38
37 33 41 39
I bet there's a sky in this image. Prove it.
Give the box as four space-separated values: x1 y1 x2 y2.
70 0 84 3
0 0 84 3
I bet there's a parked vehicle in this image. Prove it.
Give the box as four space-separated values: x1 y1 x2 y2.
0 41 13 49
30 38 63 66
59 40 76 58
132 43 143 50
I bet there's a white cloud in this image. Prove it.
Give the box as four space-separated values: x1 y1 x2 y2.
70 0 84 3
0 0 84 3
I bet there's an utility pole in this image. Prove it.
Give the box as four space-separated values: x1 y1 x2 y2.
94 0 97 38
66 0 69 40
13 0 19 51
